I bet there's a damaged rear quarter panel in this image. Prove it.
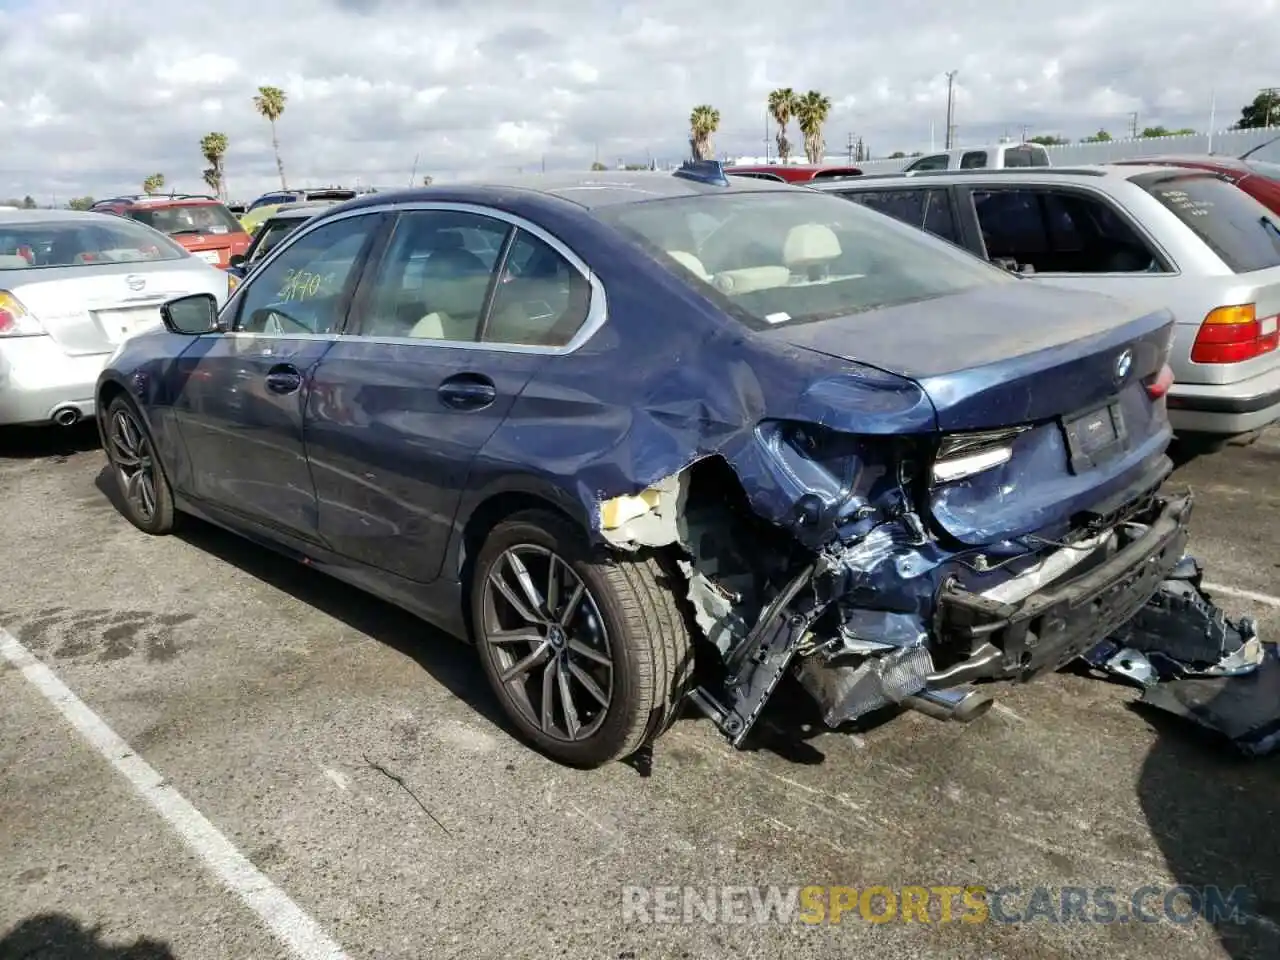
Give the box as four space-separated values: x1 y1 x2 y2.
447 211 940 578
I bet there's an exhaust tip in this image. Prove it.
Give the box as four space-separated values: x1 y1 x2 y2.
903 686 995 723
52 406 81 427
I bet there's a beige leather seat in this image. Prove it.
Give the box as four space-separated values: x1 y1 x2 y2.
783 224 842 277
0 255 29 268
666 250 711 280
712 266 791 294
408 311 476 340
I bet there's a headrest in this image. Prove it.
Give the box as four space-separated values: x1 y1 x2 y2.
783 224 841 266
666 250 710 280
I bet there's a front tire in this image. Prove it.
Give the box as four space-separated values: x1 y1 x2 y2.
103 396 176 535
471 509 693 767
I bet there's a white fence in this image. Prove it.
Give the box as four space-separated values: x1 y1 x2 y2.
829 127 1279 175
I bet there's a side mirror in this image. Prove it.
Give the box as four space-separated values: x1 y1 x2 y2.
228 253 246 267
160 293 220 335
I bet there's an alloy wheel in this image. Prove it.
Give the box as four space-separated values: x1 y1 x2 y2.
480 545 614 742
108 407 158 523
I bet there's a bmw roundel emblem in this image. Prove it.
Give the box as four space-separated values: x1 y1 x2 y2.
1115 348 1133 380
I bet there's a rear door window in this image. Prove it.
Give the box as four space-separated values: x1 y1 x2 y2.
905 154 949 172
846 189 927 226
842 188 960 244
1130 171 1280 273
960 151 988 169
973 188 1162 273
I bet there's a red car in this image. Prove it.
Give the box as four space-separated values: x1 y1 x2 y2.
723 163 863 183
1111 135 1280 215
90 194 250 269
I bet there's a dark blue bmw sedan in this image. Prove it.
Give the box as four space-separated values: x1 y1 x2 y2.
96 162 1186 767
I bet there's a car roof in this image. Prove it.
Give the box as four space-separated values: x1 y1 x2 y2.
0 208 117 224
266 201 340 219
807 163 1223 188
331 169 797 215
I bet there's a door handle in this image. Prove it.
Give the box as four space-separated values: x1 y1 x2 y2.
265 363 303 395
438 373 497 410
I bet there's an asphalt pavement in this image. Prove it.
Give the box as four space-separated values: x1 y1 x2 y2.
1 424 1278 960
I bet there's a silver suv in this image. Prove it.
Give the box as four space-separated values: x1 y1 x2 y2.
811 165 1280 452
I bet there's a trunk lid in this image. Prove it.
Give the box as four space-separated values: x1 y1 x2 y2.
9 258 227 355
766 282 1176 544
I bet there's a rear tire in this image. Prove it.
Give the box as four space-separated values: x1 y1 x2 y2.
471 509 693 767
103 396 176 535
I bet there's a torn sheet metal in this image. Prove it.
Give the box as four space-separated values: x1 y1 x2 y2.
1082 560 1276 756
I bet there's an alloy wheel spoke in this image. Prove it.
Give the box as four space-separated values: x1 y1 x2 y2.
566 661 609 708
110 434 140 467
138 472 156 518
488 569 541 625
487 627 544 646
558 581 585 627
546 557 561 623
540 658 559 734
557 661 582 739
500 640 551 683
568 637 611 667
504 552 547 619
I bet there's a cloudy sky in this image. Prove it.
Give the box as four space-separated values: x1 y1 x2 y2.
0 0 1276 203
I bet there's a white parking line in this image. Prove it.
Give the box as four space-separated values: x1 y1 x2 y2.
1202 583 1280 609
0 628 350 960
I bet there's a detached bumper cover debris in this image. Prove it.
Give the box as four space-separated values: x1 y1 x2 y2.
1082 555 1276 756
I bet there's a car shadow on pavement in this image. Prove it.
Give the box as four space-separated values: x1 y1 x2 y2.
0 912 176 958
1136 697 1280 959
135 498 515 737
0 423 100 460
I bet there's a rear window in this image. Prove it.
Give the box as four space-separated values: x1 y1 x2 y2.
596 190 1008 329
248 217 306 264
0 218 188 269
1131 172 1280 273
128 202 244 237
1004 146 1051 168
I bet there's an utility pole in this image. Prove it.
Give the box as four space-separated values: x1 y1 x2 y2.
764 108 771 163
944 70 958 149
1129 112 1139 138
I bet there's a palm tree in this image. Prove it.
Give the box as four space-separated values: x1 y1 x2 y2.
199 132 229 200
688 105 720 161
142 173 165 195
252 85 288 190
768 88 798 164
795 90 833 164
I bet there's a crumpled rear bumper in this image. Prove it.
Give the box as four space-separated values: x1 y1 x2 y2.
933 493 1192 686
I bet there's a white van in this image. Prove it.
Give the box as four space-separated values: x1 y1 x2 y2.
902 142 1052 173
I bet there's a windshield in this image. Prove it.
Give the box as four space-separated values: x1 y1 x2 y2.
1130 171 1280 273
129 202 244 237
249 217 306 263
596 190 1008 328
0 218 188 268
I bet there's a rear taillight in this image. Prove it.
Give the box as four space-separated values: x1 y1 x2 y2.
1144 363 1175 399
932 426 1030 485
0 290 43 337
1190 304 1280 364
